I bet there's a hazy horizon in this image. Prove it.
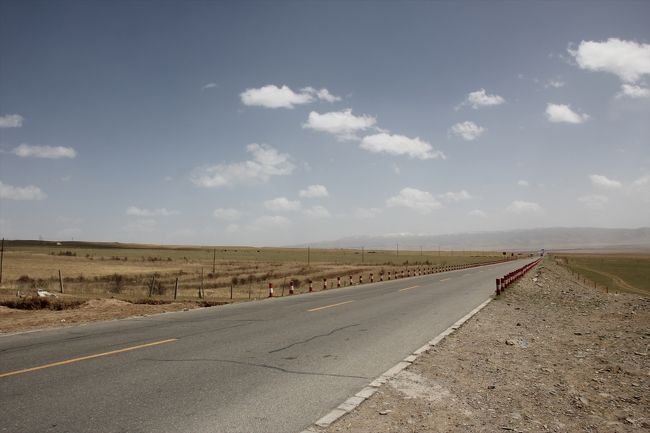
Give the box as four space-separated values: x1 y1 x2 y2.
1 1 649 246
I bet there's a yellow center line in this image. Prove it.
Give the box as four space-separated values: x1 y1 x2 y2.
307 300 354 312
399 285 420 292
440 277 452 282
0 338 177 379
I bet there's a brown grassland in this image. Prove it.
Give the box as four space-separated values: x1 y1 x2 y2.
0 240 518 305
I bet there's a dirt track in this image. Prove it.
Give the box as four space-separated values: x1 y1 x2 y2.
320 259 650 433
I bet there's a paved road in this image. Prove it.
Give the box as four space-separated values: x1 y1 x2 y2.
0 259 534 433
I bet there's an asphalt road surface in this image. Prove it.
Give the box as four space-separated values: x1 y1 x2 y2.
0 258 535 433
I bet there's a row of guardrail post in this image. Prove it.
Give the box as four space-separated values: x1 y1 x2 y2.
495 258 542 296
268 257 518 297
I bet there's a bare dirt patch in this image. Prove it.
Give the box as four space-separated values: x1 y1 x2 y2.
320 259 650 433
0 298 200 334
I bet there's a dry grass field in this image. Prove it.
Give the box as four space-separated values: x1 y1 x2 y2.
0 240 517 304
554 252 650 296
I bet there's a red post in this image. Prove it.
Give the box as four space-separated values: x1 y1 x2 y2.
268 282 274 297
323 278 327 290
349 275 353 286
289 280 295 295
309 280 313 292
337 276 341 288
496 278 501 295
388 271 391 280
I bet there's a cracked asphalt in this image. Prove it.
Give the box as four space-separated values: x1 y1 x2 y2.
0 259 534 433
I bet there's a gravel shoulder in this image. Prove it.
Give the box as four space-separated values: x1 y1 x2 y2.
320 259 650 433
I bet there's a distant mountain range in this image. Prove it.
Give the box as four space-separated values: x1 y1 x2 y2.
302 227 650 251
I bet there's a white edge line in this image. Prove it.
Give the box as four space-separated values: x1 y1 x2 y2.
307 296 494 431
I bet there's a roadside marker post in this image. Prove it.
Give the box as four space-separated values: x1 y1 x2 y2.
388 271 391 280
380 273 383 282
359 275 363 284
496 278 501 296
349 275 353 286
309 280 313 292
289 280 295 295
268 282 274 298
337 276 341 288
370 273 374 283
323 278 327 290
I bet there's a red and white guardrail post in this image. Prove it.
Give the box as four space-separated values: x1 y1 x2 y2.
268 282 274 297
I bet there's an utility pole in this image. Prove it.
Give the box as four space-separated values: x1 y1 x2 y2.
0 238 4 285
212 248 216 274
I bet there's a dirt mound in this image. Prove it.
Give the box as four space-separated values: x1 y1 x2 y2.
81 298 132 309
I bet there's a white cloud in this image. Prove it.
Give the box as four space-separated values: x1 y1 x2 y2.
0 181 46 200
545 80 565 88
569 38 650 83
191 143 295 188
250 215 291 229
578 194 609 210
468 209 487 218
386 188 442 214
353 207 382 219
360 133 445 160
439 189 472 202
124 218 157 233
517 180 529 187
264 197 301 212
589 174 622 189
449 121 485 141
506 200 542 214
240 84 340 109
545 103 589 124
632 174 650 187
617 83 650 99
213 208 241 221
462 89 506 109
0 114 24 128
299 184 329 198
303 109 376 140
12 144 77 159
202 82 218 90
126 206 178 217
303 205 331 218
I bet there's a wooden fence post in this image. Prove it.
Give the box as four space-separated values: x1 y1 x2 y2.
200 268 204 299
174 277 178 300
59 270 64 293
0 237 4 285
230 284 233 300
149 275 156 297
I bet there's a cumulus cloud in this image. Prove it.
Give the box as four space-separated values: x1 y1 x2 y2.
240 84 340 109
303 205 331 218
0 181 46 200
0 114 24 128
353 207 382 219
264 197 301 212
545 80 565 88
617 84 650 99
518 180 529 187
303 109 376 140
506 200 542 214
126 206 179 217
213 208 242 221
250 215 291 229
578 194 609 210
545 103 590 124
191 143 295 188
569 38 650 83
589 174 622 189
299 184 329 198
12 144 77 159
439 190 473 202
386 188 442 214
449 121 485 141
460 89 506 109
468 209 487 218
360 133 445 160
632 174 650 187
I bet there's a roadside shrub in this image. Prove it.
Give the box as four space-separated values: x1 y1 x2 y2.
151 280 165 296
16 275 34 284
0 297 84 310
107 273 125 294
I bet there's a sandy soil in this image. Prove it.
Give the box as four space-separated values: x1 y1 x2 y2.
320 259 650 433
0 298 200 334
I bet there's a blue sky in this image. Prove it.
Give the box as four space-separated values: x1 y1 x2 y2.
1 0 649 246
